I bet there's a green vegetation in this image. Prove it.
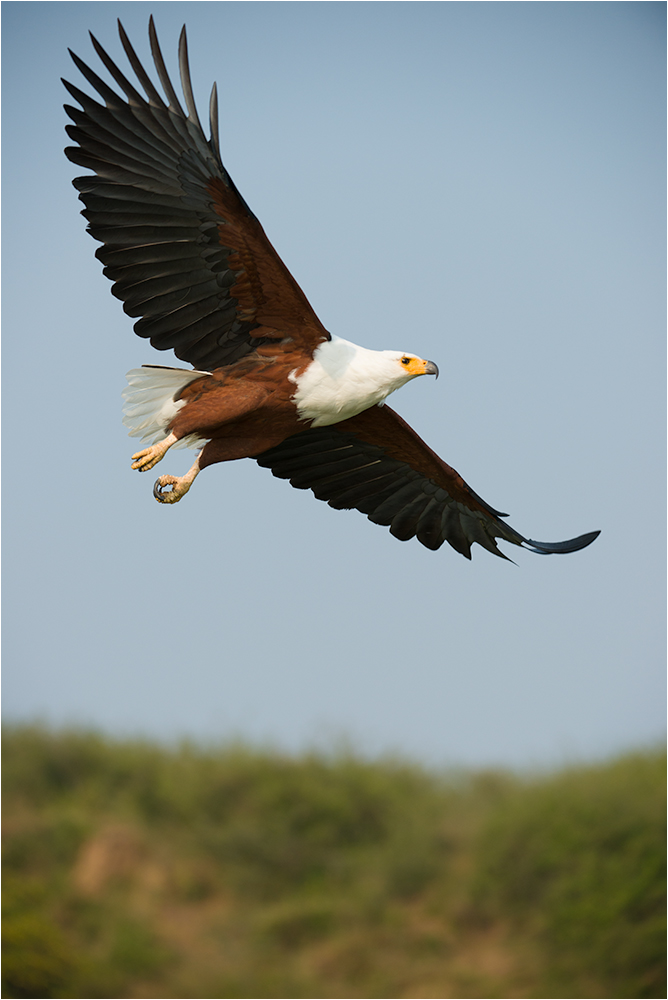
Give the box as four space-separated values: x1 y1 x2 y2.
2 726 664 999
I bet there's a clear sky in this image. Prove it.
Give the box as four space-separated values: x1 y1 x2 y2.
3 2 665 768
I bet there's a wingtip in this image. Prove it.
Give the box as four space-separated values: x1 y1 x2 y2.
148 14 158 50
209 82 222 164
523 529 600 555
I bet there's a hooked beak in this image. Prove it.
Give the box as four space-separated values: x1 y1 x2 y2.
424 360 439 379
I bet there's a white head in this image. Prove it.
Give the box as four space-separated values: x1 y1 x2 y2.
365 347 440 392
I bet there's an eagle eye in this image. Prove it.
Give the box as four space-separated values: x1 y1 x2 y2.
401 356 411 365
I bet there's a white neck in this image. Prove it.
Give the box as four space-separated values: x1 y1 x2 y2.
290 336 418 427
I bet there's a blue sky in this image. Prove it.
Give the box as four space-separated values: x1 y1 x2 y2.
2 2 665 767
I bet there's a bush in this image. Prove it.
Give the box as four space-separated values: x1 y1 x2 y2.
2 725 664 999
473 752 666 998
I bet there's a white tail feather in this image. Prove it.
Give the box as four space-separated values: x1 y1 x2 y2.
122 366 212 451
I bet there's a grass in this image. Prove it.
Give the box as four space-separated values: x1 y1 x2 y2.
2 725 665 998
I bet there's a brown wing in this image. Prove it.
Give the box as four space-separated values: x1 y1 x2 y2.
63 18 329 370
256 405 600 559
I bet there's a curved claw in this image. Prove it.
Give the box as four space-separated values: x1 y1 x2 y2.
154 477 167 500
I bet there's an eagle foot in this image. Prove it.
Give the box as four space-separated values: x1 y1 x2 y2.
131 433 178 472
153 474 192 504
152 456 201 504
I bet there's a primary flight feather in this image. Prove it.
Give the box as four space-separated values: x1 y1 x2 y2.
63 18 599 561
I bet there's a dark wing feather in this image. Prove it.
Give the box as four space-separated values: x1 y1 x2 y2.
63 17 329 370
256 405 600 559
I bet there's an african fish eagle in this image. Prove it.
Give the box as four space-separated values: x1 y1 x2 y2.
63 19 599 561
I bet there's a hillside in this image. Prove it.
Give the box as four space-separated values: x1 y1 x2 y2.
2 727 665 999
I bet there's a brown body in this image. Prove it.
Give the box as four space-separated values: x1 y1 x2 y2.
170 351 309 468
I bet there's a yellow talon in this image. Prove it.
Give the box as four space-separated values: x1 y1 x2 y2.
152 458 201 504
131 433 178 471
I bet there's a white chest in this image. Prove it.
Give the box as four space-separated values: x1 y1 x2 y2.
289 337 414 427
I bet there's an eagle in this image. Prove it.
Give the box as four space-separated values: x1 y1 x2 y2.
63 19 599 561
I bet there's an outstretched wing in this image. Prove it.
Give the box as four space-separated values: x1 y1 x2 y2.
63 18 329 370
256 405 600 559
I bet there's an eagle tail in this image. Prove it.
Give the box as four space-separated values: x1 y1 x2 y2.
122 366 211 450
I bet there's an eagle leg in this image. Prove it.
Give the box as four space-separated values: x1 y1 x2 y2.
153 457 201 504
131 432 178 472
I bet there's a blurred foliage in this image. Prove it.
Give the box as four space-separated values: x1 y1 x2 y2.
472 752 666 998
2 725 665 999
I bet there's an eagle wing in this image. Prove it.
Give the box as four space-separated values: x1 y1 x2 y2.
63 18 329 370
256 405 600 559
